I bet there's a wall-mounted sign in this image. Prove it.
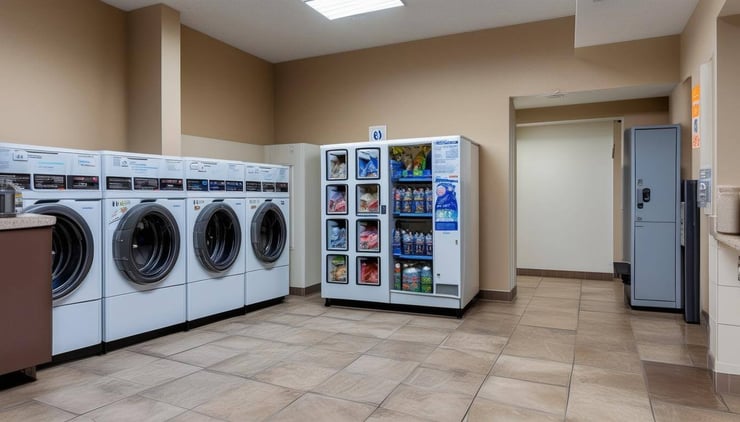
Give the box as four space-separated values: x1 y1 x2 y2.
692 85 701 149
368 125 386 142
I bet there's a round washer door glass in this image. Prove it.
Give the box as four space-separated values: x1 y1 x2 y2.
194 202 241 272
113 202 180 284
25 204 94 300
250 201 287 263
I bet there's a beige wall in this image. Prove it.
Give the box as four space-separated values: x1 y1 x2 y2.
181 135 265 162
0 0 127 150
275 18 680 293
181 26 274 145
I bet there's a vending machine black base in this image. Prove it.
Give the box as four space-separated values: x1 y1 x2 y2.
682 180 700 324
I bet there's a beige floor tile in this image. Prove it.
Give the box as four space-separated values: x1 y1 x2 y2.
207 343 305 377
279 302 328 317
478 376 567 416
688 344 709 368
469 302 528 317
165 411 224 422
516 276 542 288
253 361 339 391
193 379 301 421
312 371 401 404
465 397 563 422
366 339 436 362
684 324 709 346
492 354 572 386
263 312 317 326
128 331 228 357
643 361 727 411
283 346 361 369
526 296 580 312
0 400 75 422
270 393 375 422
206 335 272 352
314 333 381 353
579 299 629 313
457 317 518 337
297 316 355 332
567 365 652 422
387 326 452 345
652 400 740 422
517 287 537 298
234 322 297 340
344 355 419 382
403 367 486 396
322 307 375 320
637 343 693 366
520 309 578 330
68 350 159 376
422 347 497 374
79 395 187 422
578 310 632 326
195 320 250 334
168 344 245 367
0 366 102 410
441 331 508 354
365 311 414 325
338 320 402 339
276 327 335 345
139 370 246 409
366 407 434 422
109 358 200 387
382 384 474 422
576 329 636 347
406 316 462 330
504 325 575 364
534 284 581 300
723 393 740 414
574 343 642 374
35 377 146 414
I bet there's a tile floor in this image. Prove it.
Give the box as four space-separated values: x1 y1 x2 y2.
2 277 740 421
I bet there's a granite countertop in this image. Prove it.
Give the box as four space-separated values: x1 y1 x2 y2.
0 213 56 231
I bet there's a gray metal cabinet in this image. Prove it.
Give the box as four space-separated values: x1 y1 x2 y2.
624 126 681 309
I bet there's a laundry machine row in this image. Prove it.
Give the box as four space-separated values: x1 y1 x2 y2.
0 142 291 356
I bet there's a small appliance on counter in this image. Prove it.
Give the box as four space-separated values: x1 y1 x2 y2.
0 179 21 218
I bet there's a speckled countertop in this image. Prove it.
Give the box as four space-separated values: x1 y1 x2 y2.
0 214 56 231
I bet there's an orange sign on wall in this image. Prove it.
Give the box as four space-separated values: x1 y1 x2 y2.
692 85 700 149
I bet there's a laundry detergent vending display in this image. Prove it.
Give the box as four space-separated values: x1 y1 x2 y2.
320 136 479 311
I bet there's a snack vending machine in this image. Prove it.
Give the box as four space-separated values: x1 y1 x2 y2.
320 136 479 312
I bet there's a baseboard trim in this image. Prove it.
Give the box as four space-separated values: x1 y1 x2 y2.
479 286 517 302
713 371 740 394
289 284 321 296
517 268 614 281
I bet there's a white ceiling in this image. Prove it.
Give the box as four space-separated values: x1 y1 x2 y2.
102 0 698 63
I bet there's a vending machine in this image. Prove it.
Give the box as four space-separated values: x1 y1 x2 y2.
320 136 479 313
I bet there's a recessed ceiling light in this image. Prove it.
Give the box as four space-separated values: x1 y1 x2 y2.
304 0 404 20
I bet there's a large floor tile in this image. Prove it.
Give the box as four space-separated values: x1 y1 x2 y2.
534 284 581 300
0 400 75 422
338 320 402 339
387 326 452 345
206 335 272 352
367 407 434 422
477 376 567 416
270 393 375 422
465 397 563 422
643 361 727 411
579 299 629 314
127 331 228 357
193 380 301 421
207 343 305 377
77 395 187 422
440 331 508 354
382 384 475 422
109 358 200 387
516 276 542 288
314 333 381 353
312 370 400 404
403 367 485 396
504 325 575 364
0 366 102 410
168 344 245 368
637 343 693 366
566 365 653 422
283 346 361 369
575 342 642 374
165 411 224 422
652 400 740 422
322 307 374 321
35 377 146 414
457 317 518 337
68 350 159 376
366 339 436 362
253 361 339 391
422 347 497 374
520 308 578 330
492 354 572 386
139 370 246 409
526 297 580 312
344 355 419 382
722 393 740 414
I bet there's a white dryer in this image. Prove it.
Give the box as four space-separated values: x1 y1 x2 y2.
0 143 102 359
101 151 187 346
245 164 290 306
184 157 246 322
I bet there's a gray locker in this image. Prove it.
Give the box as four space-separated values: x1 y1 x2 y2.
623 126 681 309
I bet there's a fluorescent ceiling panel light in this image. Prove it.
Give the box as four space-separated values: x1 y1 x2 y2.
304 0 404 20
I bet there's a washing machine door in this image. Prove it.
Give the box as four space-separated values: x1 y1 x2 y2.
250 201 287 264
193 202 241 272
113 202 180 284
25 203 94 300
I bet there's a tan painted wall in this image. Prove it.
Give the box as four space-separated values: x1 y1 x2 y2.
0 0 127 150
181 26 274 145
275 17 680 293
181 135 265 162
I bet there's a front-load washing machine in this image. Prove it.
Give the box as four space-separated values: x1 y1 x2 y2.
0 143 103 360
101 151 186 347
245 164 290 306
184 157 246 323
